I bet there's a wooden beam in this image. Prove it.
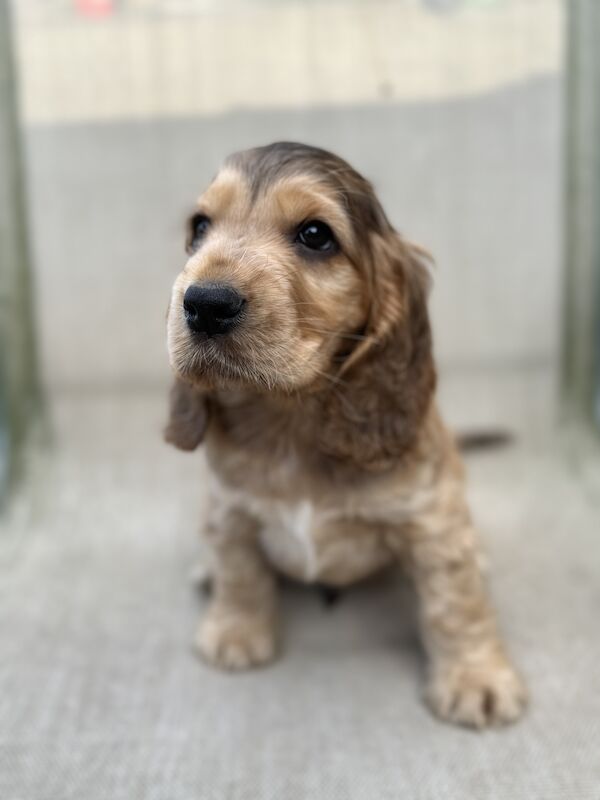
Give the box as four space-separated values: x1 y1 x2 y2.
562 0 600 429
0 0 40 506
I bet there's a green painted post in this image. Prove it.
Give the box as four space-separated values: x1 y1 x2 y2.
0 0 41 508
562 0 600 430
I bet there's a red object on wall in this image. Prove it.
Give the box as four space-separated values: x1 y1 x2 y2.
74 0 115 17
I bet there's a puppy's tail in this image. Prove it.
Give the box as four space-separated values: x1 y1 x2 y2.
455 429 514 452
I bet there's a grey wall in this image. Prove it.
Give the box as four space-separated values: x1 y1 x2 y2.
25 75 561 391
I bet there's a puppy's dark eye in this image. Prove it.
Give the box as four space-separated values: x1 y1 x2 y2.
295 220 337 253
188 213 211 250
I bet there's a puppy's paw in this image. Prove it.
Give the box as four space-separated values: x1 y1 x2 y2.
427 655 527 729
196 610 277 671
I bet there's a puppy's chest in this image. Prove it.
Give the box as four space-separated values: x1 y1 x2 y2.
224 451 342 581
258 499 323 582
208 419 431 584
214 451 396 585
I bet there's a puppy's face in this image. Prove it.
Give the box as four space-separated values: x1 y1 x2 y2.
168 144 376 393
167 143 436 465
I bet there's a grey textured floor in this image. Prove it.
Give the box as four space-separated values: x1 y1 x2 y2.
1 392 599 799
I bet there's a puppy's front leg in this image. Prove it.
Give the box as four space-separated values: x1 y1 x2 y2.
406 502 527 728
197 507 278 671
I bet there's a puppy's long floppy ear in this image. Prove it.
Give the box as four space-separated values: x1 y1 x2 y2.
319 232 436 470
164 377 209 451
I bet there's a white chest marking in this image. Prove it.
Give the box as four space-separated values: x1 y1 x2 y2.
259 500 319 581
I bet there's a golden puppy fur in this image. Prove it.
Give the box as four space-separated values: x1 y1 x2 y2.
165 142 526 728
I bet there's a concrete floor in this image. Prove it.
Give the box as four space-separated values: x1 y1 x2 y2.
1 391 599 798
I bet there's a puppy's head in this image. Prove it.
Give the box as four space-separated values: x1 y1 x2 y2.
167 142 435 464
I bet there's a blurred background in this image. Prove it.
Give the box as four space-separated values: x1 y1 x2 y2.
1 1 599 798
8 0 566 428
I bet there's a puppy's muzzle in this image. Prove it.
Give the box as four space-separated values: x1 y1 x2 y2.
183 282 246 337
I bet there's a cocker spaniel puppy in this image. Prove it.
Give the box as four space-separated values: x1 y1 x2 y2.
165 142 526 728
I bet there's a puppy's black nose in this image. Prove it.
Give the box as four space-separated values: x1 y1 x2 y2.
183 283 246 336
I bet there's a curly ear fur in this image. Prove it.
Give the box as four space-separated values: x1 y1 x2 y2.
164 378 209 451
318 232 436 470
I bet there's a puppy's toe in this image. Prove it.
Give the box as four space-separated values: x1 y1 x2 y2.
196 612 277 671
427 656 527 729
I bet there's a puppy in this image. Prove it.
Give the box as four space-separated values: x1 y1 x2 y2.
165 142 526 728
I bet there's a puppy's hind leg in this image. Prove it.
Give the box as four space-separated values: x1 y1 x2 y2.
196 507 279 671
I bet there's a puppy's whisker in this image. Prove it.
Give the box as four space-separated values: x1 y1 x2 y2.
296 323 369 342
312 368 349 388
